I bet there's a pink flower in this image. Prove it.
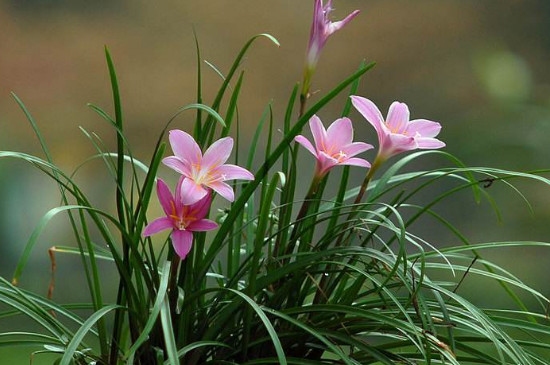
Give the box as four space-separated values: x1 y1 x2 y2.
306 0 360 70
351 96 445 160
162 130 254 203
295 115 373 176
143 177 217 260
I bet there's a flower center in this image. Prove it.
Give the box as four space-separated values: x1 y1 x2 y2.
386 122 408 135
168 201 197 231
331 150 347 163
191 162 225 185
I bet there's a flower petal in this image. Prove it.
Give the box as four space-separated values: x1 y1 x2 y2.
342 142 374 157
202 137 234 168
328 10 360 35
156 178 175 216
309 115 328 152
174 176 185 207
341 157 371 168
295 135 317 156
386 102 410 133
381 133 417 158
187 219 218 232
143 217 173 236
209 181 235 202
188 191 212 220
317 151 338 174
406 119 442 138
416 137 446 149
326 118 353 149
216 164 254 181
169 130 202 165
180 177 208 205
350 96 385 136
162 156 191 176
171 230 193 260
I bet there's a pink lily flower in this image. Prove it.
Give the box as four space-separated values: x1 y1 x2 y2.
351 96 445 161
295 115 373 177
143 177 217 260
306 0 360 70
162 130 254 203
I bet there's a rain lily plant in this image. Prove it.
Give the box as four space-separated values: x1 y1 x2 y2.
306 0 360 68
351 95 445 204
295 115 372 177
351 95 446 203
143 178 217 260
3 1 550 365
302 0 359 113
351 95 445 162
162 130 254 203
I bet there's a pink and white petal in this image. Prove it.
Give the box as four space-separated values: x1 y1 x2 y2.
180 178 208 205
406 119 442 138
174 176 186 207
156 178 175 216
171 230 193 260
342 142 374 157
312 0 322 22
326 118 353 148
416 137 446 149
381 133 417 157
309 115 328 151
294 135 317 156
143 217 173 236
168 130 202 164
189 191 212 220
202 137 234 168
162 156 191 176
350 96 385 135
341 157 371 168
187 219 218 232
318 151 339 165
216 164 254 181
317 151 338 173
386 102 410 133
209 181 235 202
328 10 360 35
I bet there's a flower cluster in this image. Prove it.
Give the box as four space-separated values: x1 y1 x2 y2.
143 131 254 260
295 97 445 176
145 98 444 260
144 0 445 263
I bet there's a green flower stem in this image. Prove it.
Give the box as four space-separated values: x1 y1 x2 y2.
300 67 314 117
286 172 324 256
334 155 384 247
314 156 385 305
299 93 308 119
168 253 181 319
354 154 384 206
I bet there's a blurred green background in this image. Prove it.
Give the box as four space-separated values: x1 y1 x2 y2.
1 0 550 362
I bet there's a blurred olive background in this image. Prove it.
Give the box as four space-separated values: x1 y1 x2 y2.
2 0 550 362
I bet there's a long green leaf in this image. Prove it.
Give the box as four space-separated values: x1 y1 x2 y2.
125 261 172 361
60 305 120 365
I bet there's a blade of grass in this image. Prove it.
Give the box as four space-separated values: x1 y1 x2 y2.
59 304 120 365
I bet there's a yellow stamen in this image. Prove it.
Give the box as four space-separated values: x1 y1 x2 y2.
386 123 408 135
